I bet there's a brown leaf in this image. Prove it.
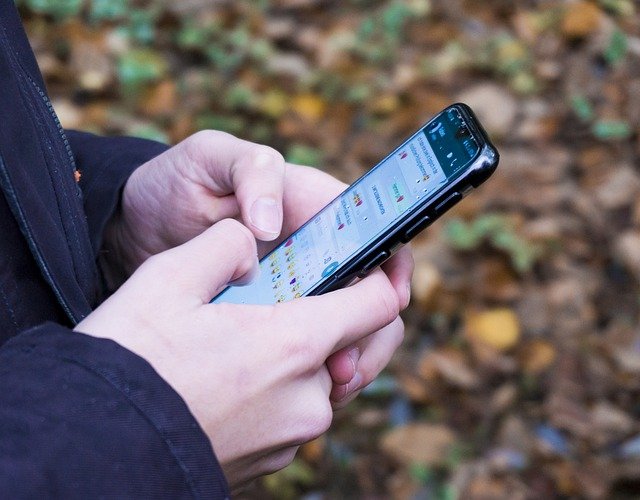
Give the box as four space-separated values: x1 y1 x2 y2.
561 1 604 39
519 340 557 374
381 423 456 466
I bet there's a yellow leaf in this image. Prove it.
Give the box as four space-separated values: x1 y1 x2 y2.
261 89 289 119
292 93 327 123
370 94 400 115
466 308 521 351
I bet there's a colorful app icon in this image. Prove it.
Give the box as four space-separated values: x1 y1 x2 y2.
322 261 340 278
353 192 363 207
284 238 293 247
389 180 410 214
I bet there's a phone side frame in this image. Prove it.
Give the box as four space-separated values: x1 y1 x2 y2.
307 103 499 296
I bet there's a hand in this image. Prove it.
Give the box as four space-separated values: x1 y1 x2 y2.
267 164 414 407
75 219 402 491
106 130 413 407
104 130 288 283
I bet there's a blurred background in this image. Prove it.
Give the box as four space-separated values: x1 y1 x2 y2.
15 0 640 498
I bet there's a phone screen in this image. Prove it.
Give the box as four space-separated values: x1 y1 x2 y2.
213 107 481 305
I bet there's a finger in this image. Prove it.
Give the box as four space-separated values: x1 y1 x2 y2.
326 345 361 386
257 164 347 256
381 245 415 310
144 218 258 303
284 268 400 357
233 149 286 242
331 388 361 411
182 131 286 241
331 316 405 408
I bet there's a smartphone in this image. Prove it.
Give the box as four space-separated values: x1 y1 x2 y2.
212 103 499 305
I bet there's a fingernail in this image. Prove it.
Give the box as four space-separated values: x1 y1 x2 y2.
405 283 412 308
347 347 361 375
348 372 363 394
250 198 281 236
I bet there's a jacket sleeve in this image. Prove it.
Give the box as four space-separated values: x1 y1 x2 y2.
0 322 229 499
66 130 170 254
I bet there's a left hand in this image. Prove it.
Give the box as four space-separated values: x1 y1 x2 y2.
104 130 288 281
104 130 414 405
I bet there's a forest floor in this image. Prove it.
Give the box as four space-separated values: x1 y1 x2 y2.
18 0 640 497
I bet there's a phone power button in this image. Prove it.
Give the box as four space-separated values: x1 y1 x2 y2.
358 251 390 278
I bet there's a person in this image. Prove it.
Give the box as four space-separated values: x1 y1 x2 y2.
0 1 414 497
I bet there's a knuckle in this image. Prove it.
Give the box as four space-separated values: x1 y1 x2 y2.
253 145 285 169
298 398 333 443
280 331 318 369
137 252 182 290
190 129 230 145
218 219 257 256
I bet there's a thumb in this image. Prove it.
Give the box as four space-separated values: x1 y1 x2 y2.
180 131 286 241
142 218 258 303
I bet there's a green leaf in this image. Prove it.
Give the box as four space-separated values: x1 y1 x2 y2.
195 114 245 135
409 462 433 483
592 120 633 140
117 49 167 88
570 95 595 122
127 9 159 45
90 0 127 22
598 0 636 16
285 144 323 168
444 219 484 250
176 24 212 50
224 83 257 110
25 0 82 19
604 28 628 65
382 2 412 39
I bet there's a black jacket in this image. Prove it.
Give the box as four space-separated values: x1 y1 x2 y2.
0 2 229 497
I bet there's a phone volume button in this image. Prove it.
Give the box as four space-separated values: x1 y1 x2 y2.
358 250 390 278
402 215 432 243
434 191 463 215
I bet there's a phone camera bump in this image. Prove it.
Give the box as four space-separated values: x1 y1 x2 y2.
456 126 470 139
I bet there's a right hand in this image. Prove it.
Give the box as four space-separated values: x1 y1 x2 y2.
74 219 402 491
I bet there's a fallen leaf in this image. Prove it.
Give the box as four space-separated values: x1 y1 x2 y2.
519 340 557 374
562 1 603 39
466 309 521 352
381 423 456 466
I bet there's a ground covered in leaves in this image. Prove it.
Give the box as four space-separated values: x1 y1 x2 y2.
16 0 640 498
